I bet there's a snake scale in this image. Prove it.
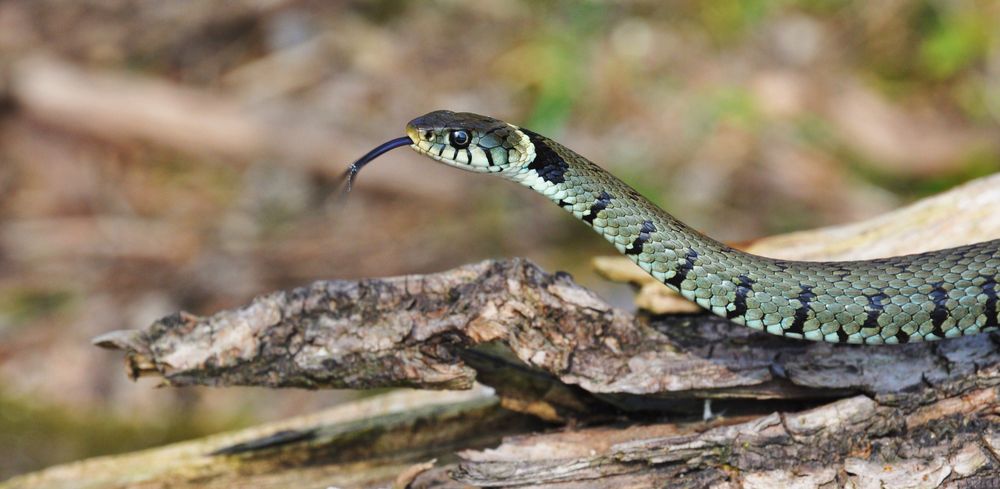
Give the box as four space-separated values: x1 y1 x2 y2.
345 110 1000 344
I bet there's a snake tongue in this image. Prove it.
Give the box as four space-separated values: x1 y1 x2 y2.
341 136 414 193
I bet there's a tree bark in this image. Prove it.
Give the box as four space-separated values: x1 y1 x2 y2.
1 388 541 489
74 256 1000 488
93 256 1000 407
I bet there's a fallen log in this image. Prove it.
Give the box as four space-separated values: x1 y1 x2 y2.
78 256 1000 487
1 388 541 489
93 258 1000 410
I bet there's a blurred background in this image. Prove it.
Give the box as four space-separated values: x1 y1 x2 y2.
2 0 999 479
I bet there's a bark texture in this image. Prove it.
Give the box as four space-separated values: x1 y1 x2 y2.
2 388 541 489
76 257 1000 488
94 258 1000 404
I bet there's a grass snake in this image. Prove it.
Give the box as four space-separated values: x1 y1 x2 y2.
344 110 1000 344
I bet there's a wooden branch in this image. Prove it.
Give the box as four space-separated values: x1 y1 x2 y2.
81 257 1000 488
1 388 541 489
93 255 1000 434
453 391 1000 487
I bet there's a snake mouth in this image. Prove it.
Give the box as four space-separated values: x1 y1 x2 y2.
340 135 414 192
405 124 424 145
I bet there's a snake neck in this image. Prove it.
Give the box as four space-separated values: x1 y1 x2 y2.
499 130 1000 344
504 130 729 264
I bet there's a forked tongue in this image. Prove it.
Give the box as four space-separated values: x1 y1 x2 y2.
339 136 413 193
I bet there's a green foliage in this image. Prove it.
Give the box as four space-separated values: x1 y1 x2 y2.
0 390 250 479
696 0 778 44
702 86 761 131
794 0 854 14
919 4 991 79
0 289 74 331
518 2 609 133
521 36 585 134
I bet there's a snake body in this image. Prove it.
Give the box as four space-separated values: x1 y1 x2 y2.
348 110 1000 344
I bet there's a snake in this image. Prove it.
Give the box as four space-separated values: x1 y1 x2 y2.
344 110 1000 344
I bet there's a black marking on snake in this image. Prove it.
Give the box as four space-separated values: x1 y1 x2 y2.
464 148 473 164
983 276 998 328
727 275 755 319
836 327 849 343
522 130 569 184
929 282 950 337
894 328 910 343
481 146 495 166
436 144 446 157
625 220 656 255
557 199 570 208
665 250 699 288
862 292 889 332
582 192 612 224
785 285 816 334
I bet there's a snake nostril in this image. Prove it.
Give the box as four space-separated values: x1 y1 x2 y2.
424 130 434 141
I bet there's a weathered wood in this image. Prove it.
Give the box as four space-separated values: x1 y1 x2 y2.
85 258 1000 487
1 388 539 489
11 256 994 487
94 258 1000 414
453 392 1000 487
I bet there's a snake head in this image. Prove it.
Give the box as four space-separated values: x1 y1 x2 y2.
406 110 534 173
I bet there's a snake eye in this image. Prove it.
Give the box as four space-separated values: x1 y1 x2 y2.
449 130 471 149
